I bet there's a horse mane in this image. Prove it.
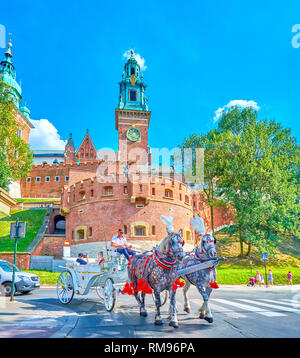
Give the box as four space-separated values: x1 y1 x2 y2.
157 234 172 254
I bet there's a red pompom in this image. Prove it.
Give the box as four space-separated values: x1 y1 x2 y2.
172 283 178 291
209 282 219 289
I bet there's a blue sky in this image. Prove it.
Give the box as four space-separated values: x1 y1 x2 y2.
1 0 300 151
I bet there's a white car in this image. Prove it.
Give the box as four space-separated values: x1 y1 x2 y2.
0 260 40 296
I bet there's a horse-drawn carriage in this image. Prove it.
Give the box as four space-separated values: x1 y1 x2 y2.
57 215 226 326
56 242 128 311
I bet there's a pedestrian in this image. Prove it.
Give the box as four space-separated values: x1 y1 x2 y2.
268 269 274 287
111 229 136 260
256 270 262 287
287 271 293 285
76 253 89 265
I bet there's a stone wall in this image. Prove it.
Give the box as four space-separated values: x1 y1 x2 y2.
31 234 65 258
0 252 31 269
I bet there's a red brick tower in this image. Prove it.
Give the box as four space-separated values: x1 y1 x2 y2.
76 129 98 162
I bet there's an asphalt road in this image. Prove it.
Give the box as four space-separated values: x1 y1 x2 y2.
1 285 300 338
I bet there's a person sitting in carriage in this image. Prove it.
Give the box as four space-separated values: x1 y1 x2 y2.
111 229 136 260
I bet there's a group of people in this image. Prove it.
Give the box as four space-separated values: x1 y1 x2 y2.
76 228 136 265
252 269 293 286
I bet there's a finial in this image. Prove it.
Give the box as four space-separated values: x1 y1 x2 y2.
130 49 134 55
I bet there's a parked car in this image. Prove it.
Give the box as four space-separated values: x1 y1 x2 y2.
0 260 40 296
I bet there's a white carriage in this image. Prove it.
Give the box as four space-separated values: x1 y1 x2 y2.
56 243 128 311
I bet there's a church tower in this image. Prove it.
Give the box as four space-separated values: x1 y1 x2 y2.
0 38 22 108
115 50 151 167
64 133 76 164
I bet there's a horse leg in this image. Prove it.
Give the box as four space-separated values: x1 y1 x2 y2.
140 292 148 317
153 290 163 325
196 283 213 323
168 288 179 328
182 278 191 313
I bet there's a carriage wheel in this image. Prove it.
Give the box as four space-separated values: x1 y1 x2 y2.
96 285 104 301
103 278 116 312
57 271 74 304
152 290 168 307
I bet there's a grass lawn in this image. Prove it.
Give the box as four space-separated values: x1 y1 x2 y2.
24 270 60 285
216 265 300 285
0 209 47 252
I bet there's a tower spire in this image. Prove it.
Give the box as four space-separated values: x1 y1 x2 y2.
0 33 22 107
117 50 148 111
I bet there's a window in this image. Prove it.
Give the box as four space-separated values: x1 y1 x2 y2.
104 186 113 196
72 231 74 240
17 128 22 137
26 177 31 183
89 227 92 237
124 186 128 194
129 90 137 101
124 225 127 235
152 225 156 235
79 190 86 200
76 229 85 240
130 67 135 75
91 189 94 197
185 195 189 204
55 176 60 182
139 184 143 192
45 176 50 182
165 189 173 198
36 177 41 182
73 194 75 202
152 188 155 195
179 193 182 201
65 176 69 181
135 226 146 236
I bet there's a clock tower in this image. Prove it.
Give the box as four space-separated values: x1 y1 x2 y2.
115 50 151 168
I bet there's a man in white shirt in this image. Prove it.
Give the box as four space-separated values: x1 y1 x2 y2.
111 229 136 260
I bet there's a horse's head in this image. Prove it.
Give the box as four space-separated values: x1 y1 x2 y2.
200 234 217 258
158 230 185 262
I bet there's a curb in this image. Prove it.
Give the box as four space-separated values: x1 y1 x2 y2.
50 314 79 338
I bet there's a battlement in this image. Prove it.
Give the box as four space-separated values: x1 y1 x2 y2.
32 160 103 171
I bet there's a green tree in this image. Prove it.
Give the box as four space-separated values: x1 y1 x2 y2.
0 149 12 191
181 131 228 235
214 108 299 256
0 81 33 185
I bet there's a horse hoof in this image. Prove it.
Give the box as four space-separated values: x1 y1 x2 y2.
169 321 179 328
184 307 190 313
155 320 163 326
140 311 148 317
204 316 213 323
199 313 205 319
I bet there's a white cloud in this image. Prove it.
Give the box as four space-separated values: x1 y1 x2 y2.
29 119 67 150
213 100 260 122
123 49 147 71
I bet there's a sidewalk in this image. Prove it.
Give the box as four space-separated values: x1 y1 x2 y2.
0 296 78 338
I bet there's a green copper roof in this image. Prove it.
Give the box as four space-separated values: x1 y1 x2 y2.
0 40 22 108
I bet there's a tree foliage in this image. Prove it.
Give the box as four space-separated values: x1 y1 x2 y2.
0 81 33 185
182 106 299 256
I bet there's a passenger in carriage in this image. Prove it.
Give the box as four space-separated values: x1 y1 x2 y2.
76 253 89 265
111 229 136 260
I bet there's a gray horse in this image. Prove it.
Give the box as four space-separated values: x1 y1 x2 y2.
178 215 220 323
124 216 185 328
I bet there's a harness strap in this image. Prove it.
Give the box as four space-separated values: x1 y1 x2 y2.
154 249 176 270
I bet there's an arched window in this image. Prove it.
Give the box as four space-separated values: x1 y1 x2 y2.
165 189 173 198
185 195 189 204
134 226 146 236
104 186 113 196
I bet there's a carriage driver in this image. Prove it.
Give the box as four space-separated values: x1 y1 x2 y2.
111 229 136 260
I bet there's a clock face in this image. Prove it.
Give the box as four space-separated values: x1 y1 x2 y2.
126 127 141 142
